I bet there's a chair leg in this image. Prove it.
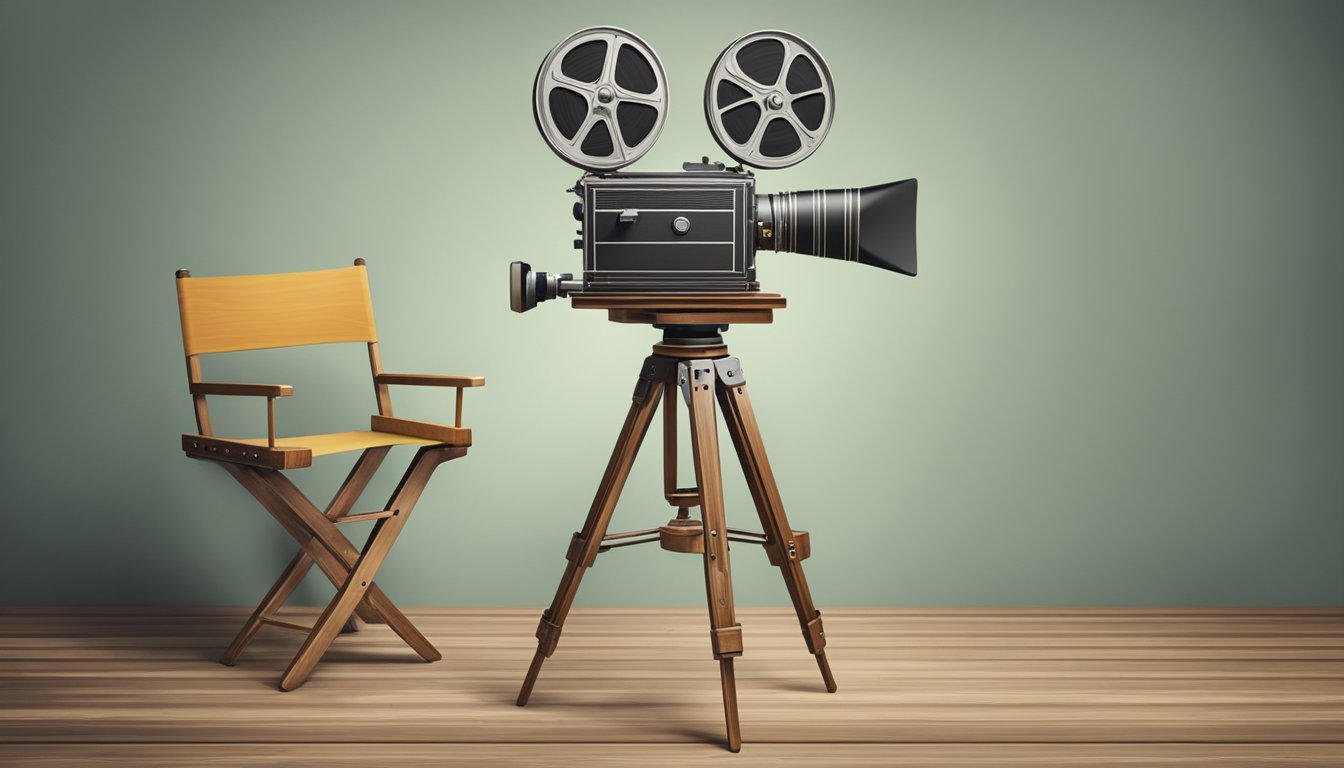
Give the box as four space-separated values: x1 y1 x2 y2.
224 464 389 628
262 449 459 664
217 446 462 686
221 550 310 666
324 448 392 624
234 465 437 662
279 507 410 690
220 449 390 665
276 446 453 690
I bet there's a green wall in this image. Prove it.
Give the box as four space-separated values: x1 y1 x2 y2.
1 0 1340 607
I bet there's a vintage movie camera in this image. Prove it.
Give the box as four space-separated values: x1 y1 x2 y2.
510 27 917 311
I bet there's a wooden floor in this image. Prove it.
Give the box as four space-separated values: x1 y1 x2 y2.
1 607 1341 766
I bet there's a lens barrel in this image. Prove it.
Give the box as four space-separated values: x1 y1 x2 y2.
756 179 917 277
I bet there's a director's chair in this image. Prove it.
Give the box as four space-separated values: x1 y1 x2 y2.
174 259 482 690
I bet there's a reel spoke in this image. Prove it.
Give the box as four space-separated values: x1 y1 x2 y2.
607 116 629 162
744 115 769 150
717 96 756 115
779 38 809 88
598 31 620 84
722 66 770 97
781 112 817 144
549 71 599 97
564 112 593 147
614 90 663 107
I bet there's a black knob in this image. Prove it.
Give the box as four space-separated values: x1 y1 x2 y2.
573 238 583 250
572 202 583 221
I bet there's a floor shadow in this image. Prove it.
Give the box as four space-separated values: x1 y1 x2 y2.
757 676 827 693
664 722 732 748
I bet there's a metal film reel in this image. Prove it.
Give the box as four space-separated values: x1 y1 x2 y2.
704 30 835 169
533 27 669 171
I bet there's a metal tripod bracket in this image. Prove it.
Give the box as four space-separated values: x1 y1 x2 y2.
634 355 677 405
678 360 717 406
714 357 744 388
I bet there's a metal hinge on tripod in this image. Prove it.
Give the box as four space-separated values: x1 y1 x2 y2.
678 360 716 405
714 357 743 388
633 356 675 404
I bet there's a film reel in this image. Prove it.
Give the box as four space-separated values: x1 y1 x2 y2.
704 30 835 169
533 27 669 171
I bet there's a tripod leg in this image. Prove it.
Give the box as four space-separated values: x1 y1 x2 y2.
716 358 838 693
517 357 672 707
683 359 744 752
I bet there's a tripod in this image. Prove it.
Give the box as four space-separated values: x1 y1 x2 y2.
516 293 836 753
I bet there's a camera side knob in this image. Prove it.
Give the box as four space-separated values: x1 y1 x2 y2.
672 216 691 235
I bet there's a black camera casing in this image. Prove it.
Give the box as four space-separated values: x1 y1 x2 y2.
578 168 758 293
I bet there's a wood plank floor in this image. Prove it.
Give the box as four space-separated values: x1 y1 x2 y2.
1 607 1342 766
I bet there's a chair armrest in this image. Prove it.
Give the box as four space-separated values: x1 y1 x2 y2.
188 382 291 448
374 374 483 427
375 373 485 388
190 382 294 397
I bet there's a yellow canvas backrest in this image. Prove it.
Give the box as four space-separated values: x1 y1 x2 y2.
176 264 378 356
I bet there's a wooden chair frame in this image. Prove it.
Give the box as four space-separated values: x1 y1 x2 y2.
175 259 482 690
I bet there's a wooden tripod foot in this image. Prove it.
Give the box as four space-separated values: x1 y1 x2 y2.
517 649 546 706
720 658 742 753
817 650 838 693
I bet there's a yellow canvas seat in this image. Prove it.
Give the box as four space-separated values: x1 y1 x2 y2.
234 430 439 457
174 259 483 690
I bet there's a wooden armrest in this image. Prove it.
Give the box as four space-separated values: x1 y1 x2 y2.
190 382 294 397
188 382 290 448
374 374 482 428
375 373 485 388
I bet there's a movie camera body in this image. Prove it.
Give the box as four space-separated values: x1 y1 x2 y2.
510 26 917 312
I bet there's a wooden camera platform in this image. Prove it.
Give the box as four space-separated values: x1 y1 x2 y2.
517 293 836 752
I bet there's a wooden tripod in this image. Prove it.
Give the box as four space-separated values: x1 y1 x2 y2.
517 294 836 752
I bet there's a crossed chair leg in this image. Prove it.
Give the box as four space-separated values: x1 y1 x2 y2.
207 444 465 690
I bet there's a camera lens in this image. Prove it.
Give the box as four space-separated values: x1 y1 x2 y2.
757 180 917 277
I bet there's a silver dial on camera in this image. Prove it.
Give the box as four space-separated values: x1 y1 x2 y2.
704 30 835 169
533 27 669 171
